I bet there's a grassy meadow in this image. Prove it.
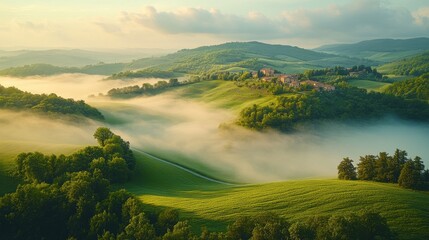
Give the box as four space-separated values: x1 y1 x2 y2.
1 74 428 239
126 152 429 240
1 139 428 239
167 80 296 112
347 79 391 92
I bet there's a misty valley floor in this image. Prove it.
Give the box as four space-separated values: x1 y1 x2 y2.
1 75 429 239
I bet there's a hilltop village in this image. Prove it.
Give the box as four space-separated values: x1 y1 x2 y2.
253 68 336 91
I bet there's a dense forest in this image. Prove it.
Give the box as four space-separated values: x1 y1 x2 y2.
0 84 104 120
302 65 382 80
238 85 429 131
0 128 395 240
384 74 429 101
338 149 429 190
107 78 187 98
300 65 392 84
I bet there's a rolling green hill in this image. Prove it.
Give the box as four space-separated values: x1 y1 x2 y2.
1 131 428 239
384 74 429 101
315 37 429 63
0 48 172 69
348 79 391 92
0 42 377 77
0 63 126 76
4 142 424 239
166 80 281 112
118 41 376 77
378 51 429 76
121 151 429 240
0 64 76 76
0 84 104 120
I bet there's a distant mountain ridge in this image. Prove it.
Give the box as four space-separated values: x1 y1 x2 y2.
118 41 377 77
0 41 378 77
0 48 173 70
315 37 429 62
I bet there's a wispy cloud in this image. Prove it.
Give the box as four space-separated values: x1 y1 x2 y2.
119 1 429 43
1 0 429 49
94 21 122 34
279 0 427 40
16 20 47 31
413 7 429 26
124 6 280 38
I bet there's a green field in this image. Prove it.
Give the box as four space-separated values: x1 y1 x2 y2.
1 131 429 239
2 81 429 239
348 79 391 92
168 80 293 112
124 152 429 240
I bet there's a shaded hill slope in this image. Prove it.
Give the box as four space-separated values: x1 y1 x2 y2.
378 51 429 76
124 152 429 240
0 42 377 77
0 48 172 69
315 37 429 62
123 41 376 75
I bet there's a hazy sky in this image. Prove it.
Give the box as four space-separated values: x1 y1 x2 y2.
1 0 429 50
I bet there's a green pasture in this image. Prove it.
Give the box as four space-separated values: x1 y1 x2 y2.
169 80 285 112
347 79 391 92
1 134 428 240
127 152 429 240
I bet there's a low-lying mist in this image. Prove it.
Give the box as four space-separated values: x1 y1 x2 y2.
0 74 166 100
1 74 429 183
95 95 429 183
0 110 98 147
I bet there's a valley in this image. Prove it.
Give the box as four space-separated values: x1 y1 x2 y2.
1 38 429 239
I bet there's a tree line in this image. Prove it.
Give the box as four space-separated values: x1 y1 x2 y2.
107 79 183 98
195 71 251 81
302 65 382 80
0 63 125 77
106 71 255 98
338 149 429 190
0 127 396 239
109 68 177 80
0 84 104 120
238 84 429 131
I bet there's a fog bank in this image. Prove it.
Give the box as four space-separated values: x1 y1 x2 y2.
0 110 98 146
2 74 429 183
95 95 429 183
0 74 166 100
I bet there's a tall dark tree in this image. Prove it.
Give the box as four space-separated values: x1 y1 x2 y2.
289 222 315 240
386 150 405 183
162 221 193 240
118 213 156 240
337 157 357 180
251 213 290 240
357 155 377 180
156 209 180 235
398 160 422 189
375 152 390 182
